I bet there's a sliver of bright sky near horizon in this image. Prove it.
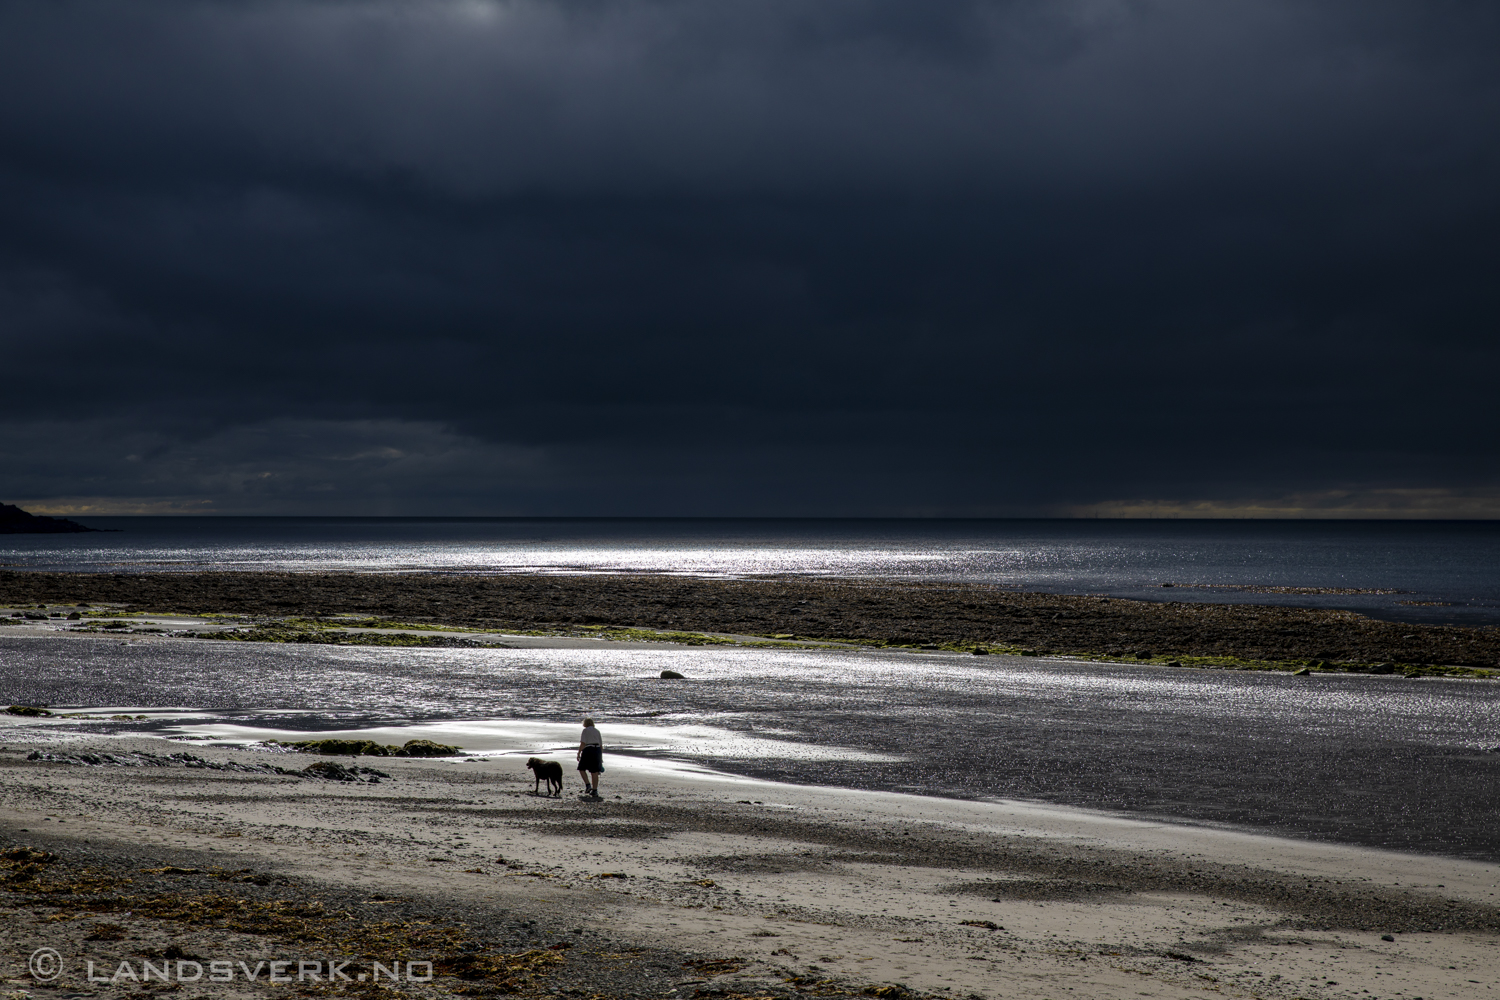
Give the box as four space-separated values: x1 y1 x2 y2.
1 0 1498 517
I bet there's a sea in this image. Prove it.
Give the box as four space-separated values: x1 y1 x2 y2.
4 518 1499 859
5 516 1500 624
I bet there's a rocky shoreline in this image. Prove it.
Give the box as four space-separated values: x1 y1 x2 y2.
0 503 99 534
1 570 1496 674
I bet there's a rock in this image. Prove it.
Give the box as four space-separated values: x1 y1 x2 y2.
1370 663 1397 675
970 648 989 655
281 738 393 757
1166 660 1182 667
1292 667 1312 676
660 669 685 679
65 611 81 620
397 739 462 757
1020 649 1037 657
6 705 51 717
22 612 47 620
1381 934 1395 942
1136 650 1153 659
302 760 390 782
275 737 462 758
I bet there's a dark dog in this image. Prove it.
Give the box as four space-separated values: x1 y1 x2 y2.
526 757 564 796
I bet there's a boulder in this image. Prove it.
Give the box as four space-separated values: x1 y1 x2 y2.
6 705 52 717
660 669 685 679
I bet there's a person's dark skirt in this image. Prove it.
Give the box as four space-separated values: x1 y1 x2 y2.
579 744 604 774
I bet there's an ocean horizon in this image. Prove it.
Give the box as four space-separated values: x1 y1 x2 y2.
4 516 1499 626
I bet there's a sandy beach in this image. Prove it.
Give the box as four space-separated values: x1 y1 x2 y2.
3 716 1499 999
2 580 1499 998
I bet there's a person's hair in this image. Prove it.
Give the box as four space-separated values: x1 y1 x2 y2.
584 718 595 727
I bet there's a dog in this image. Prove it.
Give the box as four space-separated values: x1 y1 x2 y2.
526 757 564 797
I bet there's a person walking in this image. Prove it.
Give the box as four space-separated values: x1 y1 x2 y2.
577 717 604 798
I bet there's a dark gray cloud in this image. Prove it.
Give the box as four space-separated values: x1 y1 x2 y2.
1 0 1497 515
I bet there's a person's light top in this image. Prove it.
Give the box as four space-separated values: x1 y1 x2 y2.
580 725 602 746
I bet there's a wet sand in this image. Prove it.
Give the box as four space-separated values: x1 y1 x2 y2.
2 733 1499 999
4 625 1499 859
2 570 1498 672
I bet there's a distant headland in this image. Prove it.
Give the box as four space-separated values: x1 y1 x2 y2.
0 503 101 534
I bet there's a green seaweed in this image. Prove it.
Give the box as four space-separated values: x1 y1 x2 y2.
320 616 491 633
273 737 462 757
192 629 480 648
160 613 1499 679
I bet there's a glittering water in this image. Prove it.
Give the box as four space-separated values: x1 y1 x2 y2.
5 517 1500 624
3 636 1498 859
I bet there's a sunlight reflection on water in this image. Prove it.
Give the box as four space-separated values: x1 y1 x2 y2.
4 637 1499 856
6 517 1500 622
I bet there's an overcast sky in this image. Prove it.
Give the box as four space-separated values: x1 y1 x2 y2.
2 0 1497 517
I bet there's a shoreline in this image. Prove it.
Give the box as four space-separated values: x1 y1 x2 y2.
3 730 1498 999
2 570 1497 678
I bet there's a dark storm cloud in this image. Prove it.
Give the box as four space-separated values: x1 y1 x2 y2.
1 0 1497 514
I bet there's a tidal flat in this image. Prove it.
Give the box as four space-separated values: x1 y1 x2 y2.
3 571 1500 997
1 570 1496 676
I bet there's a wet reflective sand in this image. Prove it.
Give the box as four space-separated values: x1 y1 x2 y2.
3 636 1498 859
